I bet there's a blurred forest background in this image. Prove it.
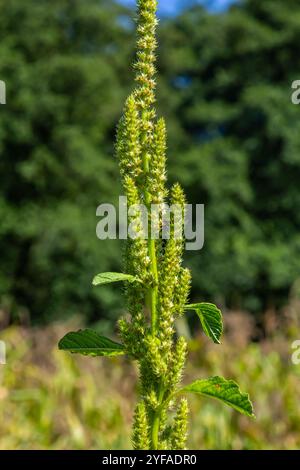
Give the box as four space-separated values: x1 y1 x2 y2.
0 0 300 450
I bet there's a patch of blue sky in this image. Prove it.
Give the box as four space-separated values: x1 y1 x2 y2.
117 0 238 17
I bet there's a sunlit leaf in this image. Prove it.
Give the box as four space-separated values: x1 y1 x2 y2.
185 302 223 343
92 272 140 286
58 329 125 357
181 376 254 417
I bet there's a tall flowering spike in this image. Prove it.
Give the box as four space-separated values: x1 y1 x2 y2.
121 0 191 450
173 267 191 317
149 118 168 204
157 183 187 353
60 0 253 453
167 336 187 390
123 175 150 283
116 95 142 181
170 182 186 245
134 0 158 111
134 0 158 200
171 399 189 450
157 236 180 354
123 174 140 207
132 401 151 450
144 334 167 377
139 360 157 398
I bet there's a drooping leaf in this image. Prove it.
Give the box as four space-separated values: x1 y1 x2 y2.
185 302 223 344
92 272 140 286
58 329 125 357
181 376 254 417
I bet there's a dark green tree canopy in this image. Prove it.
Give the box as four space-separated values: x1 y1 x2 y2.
0 0 134 323
0 0 298 324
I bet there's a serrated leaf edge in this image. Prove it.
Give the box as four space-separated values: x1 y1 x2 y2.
179 375 255 418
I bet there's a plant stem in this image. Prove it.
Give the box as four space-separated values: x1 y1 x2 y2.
151 413 160 449
143 190 162 447
151 384 165 449
141 113 159 335
140 107 161 444
148 237 158 334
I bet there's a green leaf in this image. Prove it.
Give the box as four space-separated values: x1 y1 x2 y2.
185 302 223 344
181 376 254 417
58 329 125 357
92 272 140 286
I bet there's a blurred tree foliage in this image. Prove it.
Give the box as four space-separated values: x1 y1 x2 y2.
0 0 299 324
0 0 135 325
